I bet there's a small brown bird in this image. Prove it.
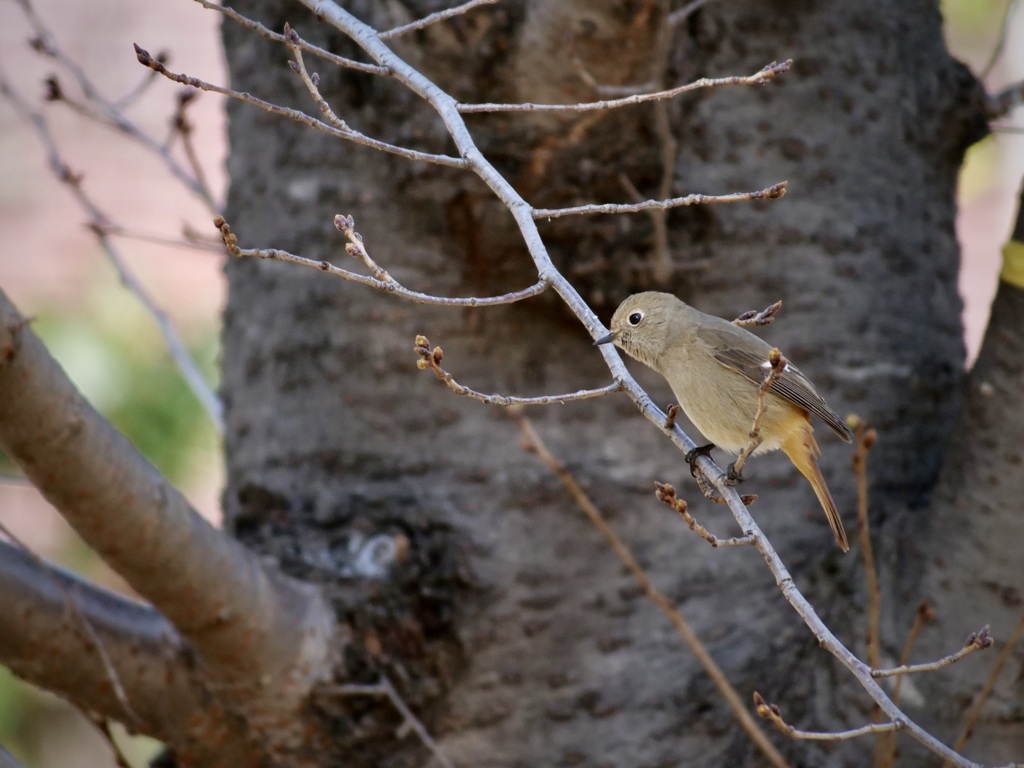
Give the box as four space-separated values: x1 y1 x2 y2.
596 292 853 552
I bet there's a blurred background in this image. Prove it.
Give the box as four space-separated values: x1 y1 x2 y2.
0 0 1020 765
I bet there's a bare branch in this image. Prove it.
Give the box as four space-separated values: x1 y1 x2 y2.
533 181 787 219
380 0 501 40
515 416 790 768
285 24 351 132
663 403 681 430
875 599 935 767
873 625 992 678
945 615 1024 765
0 538 194 733
133 45 467 169
99 223 224 254
458 60 792 112
850 417 881 670
654 482 755 547
728 348 786 481
0 74 224 432
16 0 217 209
327 675 456 768
889 599 937 713
0 290 336 698
215 215 548 307
415 336 622 405
980 0 1019 80
754 692 904 742
194 0 389 75
168 90 217 206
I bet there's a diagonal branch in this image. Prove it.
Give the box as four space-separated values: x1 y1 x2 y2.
0 539 198 735
134 45 466 169
215 215 547 307
0 289 335 696
379 0 501 40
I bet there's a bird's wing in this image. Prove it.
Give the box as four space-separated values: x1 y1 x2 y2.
698 324 853 443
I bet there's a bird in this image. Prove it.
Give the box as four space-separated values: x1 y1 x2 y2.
595 291 853 552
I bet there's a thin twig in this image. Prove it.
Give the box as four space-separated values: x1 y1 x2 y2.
515 415 791 768
980 0 1019 79
663 404 681 430
755 692 903 742
194 0 389 75
654 482 756 548
327 676 457 768
415 336 622 405
285 24 351 132
0 74 224 433
729 348 785 480
873 625 992 679
944 614 1024 764
134 45 467 169
875 600 936 768
113 64 162 110
458 60 791 112
851 416 889 768
851 418 881 671
215 215 548 307
888 601 938 701
169 91 217 206
380 0 501 40
17 0 216 209
533 181 786 219
98 223 224 253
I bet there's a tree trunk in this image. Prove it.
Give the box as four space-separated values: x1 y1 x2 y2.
219 1 989 766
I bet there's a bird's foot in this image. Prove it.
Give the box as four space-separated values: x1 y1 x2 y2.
725 462 748 485
685 443 715 477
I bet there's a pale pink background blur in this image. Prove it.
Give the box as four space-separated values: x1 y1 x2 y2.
0 1 1021 765
0 0 226 555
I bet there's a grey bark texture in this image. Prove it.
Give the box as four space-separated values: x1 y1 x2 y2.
218 1 1001 766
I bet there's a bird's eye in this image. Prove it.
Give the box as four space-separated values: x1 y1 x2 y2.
627 311 644 326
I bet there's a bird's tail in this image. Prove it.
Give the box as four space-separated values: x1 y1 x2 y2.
782 428 849 552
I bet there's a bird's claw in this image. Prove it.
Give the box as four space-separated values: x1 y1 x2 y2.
685 443 715 477
725 462 747 485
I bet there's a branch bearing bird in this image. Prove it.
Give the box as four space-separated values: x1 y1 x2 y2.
596 292 853 552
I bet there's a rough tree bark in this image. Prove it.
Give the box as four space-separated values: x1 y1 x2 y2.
216 1 996 767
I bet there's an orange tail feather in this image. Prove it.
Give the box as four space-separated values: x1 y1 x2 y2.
782 428 849 553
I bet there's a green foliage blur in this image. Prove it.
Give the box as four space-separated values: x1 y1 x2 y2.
30 271 220 486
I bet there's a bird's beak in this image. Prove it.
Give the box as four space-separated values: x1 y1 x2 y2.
594 331 617 346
